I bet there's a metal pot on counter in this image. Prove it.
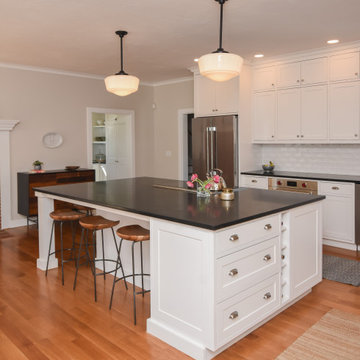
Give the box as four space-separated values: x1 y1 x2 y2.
206 168 227 191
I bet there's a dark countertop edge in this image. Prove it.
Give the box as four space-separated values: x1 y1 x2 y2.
34 187 325 231
18 168 94 174
241 171 360 184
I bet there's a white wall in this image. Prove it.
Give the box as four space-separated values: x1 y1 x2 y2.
0 66 154 224
257 144 360 175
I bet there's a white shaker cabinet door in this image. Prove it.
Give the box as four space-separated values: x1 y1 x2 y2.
277 88 301 140
253 66 276 92
277 62 301 88
329 82 360 140
329 52 359 82
253 91 276 141
290 203 322 299
194 74 217 117
301 85 328 140
301 57 328 85
216 76 239 115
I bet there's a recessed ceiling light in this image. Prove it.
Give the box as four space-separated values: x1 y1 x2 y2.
327 39 339 44
194 58 199 62
254 54 264 58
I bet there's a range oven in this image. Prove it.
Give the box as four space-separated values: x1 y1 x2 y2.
268 177 318 195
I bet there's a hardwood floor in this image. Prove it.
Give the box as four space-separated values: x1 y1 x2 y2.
0 225 359 360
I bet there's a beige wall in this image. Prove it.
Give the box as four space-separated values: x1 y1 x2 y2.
0 66 154 221
153 80 194 179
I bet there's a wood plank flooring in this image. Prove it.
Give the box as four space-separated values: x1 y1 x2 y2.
0 225 359 360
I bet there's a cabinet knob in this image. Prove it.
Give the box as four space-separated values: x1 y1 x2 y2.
271 83 275 86
296 79 300 83
263 254 272 262
281 254 285 260
331 186 339 190
229 311 239 320
228 268 238 277
271 135 274 138
229 234 239 242
297 135 300 138
355 134 358 137
355 72 359 76
301 135 304 138
263 292 272 300
264 224 272 231
251 179 258 183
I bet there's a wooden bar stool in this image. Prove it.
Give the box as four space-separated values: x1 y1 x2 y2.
46 209 87 285
73 215 127 301
109 225 150 325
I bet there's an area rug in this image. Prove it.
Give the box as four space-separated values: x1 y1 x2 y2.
276 309 360 360
323 254 360 286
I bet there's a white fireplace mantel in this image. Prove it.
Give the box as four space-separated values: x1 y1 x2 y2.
0 120 20 229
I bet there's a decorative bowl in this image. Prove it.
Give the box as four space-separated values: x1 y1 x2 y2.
262 164 274 172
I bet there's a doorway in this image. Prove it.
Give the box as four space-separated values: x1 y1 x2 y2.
86 108 135 181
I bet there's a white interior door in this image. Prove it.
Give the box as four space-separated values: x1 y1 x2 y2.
106 114 134 180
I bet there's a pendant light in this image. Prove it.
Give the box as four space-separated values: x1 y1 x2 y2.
198 0 243 82
104 30 139 96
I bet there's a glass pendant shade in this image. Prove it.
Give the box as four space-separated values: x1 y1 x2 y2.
104 74 139 96
198 52 243 82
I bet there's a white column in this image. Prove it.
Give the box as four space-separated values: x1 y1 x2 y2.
0 120 19 229
36 193 57 270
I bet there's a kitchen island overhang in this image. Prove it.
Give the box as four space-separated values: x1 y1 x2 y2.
35 177 325 360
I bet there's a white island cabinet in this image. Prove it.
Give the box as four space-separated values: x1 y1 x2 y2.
147 202 322 360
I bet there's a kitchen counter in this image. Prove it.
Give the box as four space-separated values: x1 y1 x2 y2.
242 170 360 184
34 176 324 230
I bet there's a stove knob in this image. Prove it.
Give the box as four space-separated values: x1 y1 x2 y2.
302 182 307 188
277 180 282 186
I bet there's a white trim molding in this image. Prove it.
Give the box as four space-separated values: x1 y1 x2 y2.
178 108 194 181
0 120 20 229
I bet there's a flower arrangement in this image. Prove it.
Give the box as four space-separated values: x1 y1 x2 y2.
187 173 220 196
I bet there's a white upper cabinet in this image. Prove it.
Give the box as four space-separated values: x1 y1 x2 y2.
301 57 328 85
329 81 360 140
329 52 359 82
252 91 276 141
301 85 328 139
253 66 276 92
277 62 301 88
277 88 301 140
194 74 239 117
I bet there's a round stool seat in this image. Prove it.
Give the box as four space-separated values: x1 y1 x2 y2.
116 225 150 241
50 209 87 221
79 215 119 230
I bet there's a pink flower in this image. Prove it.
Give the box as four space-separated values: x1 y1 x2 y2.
213 175 220 183
187 181 194 188
205 183 211 189
191 174 198 181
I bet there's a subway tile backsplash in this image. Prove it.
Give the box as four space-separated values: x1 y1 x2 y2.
254 144 360 175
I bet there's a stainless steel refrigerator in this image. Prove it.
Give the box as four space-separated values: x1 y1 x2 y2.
191 115 238 188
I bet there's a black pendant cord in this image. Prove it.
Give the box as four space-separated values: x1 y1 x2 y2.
214 0 228 54
115 30 128 75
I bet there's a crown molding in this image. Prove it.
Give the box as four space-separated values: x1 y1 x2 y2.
251 40 360 67
0 120 20 131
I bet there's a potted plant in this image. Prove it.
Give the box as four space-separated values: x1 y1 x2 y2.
33 160 43 170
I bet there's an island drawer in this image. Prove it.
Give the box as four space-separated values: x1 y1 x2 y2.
215 214 280 258
215 236 280 302
215 273 280 347
241 175 268 189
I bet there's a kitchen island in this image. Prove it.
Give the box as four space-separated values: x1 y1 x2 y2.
35 177 324 360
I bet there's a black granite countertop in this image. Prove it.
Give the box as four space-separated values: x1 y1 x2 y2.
34 177 325 230
241 170 360 184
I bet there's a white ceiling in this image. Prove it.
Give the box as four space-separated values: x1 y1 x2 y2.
1 0 360 83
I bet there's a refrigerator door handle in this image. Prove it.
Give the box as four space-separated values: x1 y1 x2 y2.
208 126 216 171
213 126 217 169
206 127 210 173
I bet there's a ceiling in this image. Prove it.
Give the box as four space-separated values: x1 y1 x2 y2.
1 0 360 83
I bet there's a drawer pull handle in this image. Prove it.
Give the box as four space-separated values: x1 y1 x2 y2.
229 234 239 242
263 254 272 262
228 268 238 277
263 292 272 300
331 186 339 190
264 224 272 230
251 179 258 183
229 311 239 320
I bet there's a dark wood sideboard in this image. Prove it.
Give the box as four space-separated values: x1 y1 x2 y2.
18 169 95 224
